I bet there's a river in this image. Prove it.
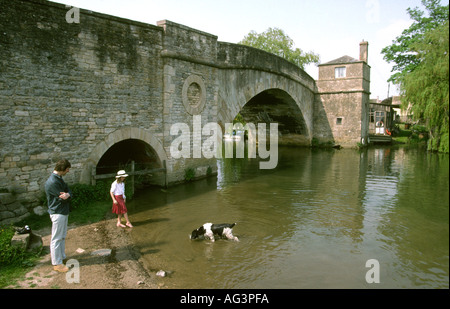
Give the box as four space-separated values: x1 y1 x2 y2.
127 146 449 289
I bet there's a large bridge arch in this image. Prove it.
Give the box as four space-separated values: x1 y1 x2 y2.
217 69 315 146
240 88 310 138
80 127 168 184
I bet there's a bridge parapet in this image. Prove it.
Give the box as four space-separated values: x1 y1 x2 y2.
157 20 218 65
156 20 316 94
217 42 316 93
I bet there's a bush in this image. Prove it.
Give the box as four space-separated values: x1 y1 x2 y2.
438 133 449 153
0 226 26 266
428 133 449 153
70 180 110 209
0 225 43 288
206 166 213 176
411 124 428 133
311 137 334 148
184 168 196 181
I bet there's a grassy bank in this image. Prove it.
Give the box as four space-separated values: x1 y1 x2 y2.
392 123 428 147
0 180 118 288
0 200 112 289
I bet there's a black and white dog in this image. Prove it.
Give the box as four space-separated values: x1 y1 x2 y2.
190 223 239 242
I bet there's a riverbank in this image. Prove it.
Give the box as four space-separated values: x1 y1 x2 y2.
7 213 162 289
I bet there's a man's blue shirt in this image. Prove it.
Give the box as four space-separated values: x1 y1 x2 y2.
45 172 72 215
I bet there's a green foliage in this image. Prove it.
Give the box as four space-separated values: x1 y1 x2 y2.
67 180 128 224
402 19 448 152
381 0 449 153
382 0 449 84
0 226 24 266
40 180 112 209
356 142 366 150
184 168 196 182
70 181 110 209
311 137 320 148
0 180 119 287
239 27 319 69
438 133 449 153
411 124 428 134
206 166 213 177
311 137 334 148
0 225 41 288
428 132 449 152
233 113 246 126
36 179 134 226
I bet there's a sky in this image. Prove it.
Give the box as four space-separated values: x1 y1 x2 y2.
53 0 448 100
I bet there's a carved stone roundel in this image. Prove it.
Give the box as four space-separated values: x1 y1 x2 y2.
182 74 206 115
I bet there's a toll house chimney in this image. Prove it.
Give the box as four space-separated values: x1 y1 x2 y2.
360 40 368 63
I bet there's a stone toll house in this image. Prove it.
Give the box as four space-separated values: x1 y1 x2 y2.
0 0 370 224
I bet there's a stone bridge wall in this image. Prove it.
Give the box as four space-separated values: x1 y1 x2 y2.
1 0 166 219
0 0 322 224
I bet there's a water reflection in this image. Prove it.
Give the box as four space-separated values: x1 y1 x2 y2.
129 146 449 288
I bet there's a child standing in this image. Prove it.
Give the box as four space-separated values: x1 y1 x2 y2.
110 170 133 228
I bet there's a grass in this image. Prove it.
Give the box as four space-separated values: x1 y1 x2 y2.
0 177 140 288
392 124 428 147
0 199 112 289
392 125 412 144
0 225 44 288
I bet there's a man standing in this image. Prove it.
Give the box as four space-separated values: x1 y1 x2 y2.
45 159 72 273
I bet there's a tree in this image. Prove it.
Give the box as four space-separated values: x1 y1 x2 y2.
381 0 449 153
402 20 449 152
382 0 449 84
239 27 319 69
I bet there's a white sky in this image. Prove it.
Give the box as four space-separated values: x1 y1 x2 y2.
53 0 447 99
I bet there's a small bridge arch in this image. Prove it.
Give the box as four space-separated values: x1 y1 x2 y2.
80 127 168 184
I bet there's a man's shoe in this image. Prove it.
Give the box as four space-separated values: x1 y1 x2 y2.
53 264 69 272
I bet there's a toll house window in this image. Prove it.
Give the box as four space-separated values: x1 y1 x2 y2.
336 117 343 125
335 67 346 78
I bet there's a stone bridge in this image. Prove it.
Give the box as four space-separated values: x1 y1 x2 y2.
0 0 347 222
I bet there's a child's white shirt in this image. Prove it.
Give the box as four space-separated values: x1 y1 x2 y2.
110 180 126 199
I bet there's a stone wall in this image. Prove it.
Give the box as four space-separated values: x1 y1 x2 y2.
316 92 367 146
316 56 370 147
0 0 165 218
158 20 220 183
0 193 29 225
318 62 370 93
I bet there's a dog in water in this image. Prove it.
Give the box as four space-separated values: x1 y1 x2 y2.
190 223 239 242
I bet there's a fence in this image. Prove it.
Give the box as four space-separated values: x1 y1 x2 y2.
91 160 167 194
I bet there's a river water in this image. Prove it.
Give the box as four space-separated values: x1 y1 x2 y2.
128 146 449 289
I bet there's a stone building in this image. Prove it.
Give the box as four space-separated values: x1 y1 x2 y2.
316 41 371 147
